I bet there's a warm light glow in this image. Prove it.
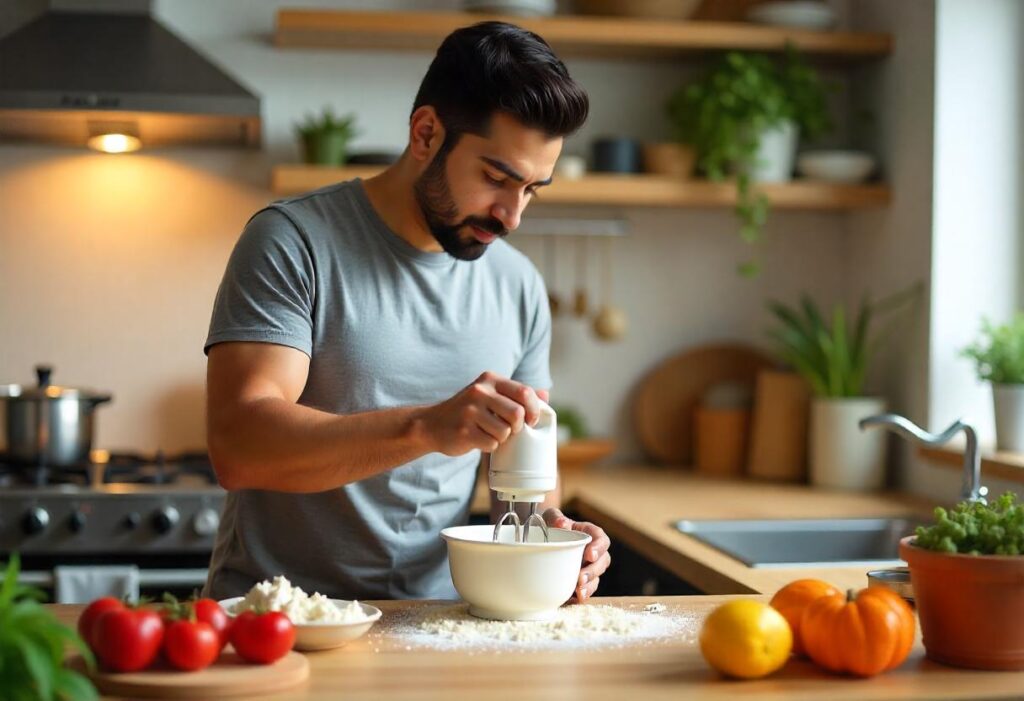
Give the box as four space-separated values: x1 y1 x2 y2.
87 132 142 154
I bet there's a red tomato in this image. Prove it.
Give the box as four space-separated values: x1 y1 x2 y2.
77 597 124 649
229 611 295 664
163 620 221 671
193 598 232 650
93 607 165 672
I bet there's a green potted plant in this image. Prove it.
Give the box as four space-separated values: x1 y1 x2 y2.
294 107 358 166
766 283 919 489
0 554 97 700
900 492 1024 670
667 48 831 277
961 315 1024 451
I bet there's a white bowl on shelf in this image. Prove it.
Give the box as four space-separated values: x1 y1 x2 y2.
441 525 591 621
463 0 557 16
218 597 382 652
747 1 836 30
796 150 876 184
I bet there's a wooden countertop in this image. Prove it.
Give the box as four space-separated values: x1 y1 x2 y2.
50 599 1023 701
474 464 935 594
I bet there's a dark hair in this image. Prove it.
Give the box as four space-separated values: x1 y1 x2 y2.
411 22 589 149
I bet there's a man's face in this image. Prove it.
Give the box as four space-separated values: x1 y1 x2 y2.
414 112 562 261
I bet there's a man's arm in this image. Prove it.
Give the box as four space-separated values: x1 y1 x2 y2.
207 342 545 493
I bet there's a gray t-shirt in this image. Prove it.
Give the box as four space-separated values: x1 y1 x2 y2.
203 179 551 600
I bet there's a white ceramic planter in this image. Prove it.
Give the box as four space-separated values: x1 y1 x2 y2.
810 397 888 490
750 120 798 183
993 383 1024 452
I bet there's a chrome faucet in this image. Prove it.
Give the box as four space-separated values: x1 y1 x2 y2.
859 413 988 504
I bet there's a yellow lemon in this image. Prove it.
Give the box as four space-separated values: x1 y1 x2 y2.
699 599 792 679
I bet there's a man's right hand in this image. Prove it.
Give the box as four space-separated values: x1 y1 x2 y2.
419 372 544 456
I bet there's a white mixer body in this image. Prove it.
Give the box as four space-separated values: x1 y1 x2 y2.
488 401 558 503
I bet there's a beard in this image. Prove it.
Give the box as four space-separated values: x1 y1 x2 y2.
413 147 508 261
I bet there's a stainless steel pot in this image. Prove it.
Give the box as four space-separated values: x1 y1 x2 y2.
0 365 112 465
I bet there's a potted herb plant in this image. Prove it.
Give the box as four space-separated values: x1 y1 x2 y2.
0 554 97 700
766 284 919 489
901 492 1024 670
666 48 831 276
961 315 1024 452
294 107 358 166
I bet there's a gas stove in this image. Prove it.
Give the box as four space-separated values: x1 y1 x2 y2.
0 450 226 600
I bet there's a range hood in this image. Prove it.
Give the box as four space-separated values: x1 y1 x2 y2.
0 10 260 150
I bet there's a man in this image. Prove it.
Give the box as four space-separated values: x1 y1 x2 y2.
203 21 611 603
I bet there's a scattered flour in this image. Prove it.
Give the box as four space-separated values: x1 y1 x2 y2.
379 602 697 652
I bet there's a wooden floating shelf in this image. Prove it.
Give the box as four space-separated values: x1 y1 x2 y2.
274 10 892 60
271 165 891 210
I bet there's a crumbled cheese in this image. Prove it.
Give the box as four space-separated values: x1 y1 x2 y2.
235 575 367 624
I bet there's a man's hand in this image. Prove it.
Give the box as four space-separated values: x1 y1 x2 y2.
543 508 611 601
421 372 545 456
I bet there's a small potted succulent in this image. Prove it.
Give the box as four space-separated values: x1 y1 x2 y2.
666 48 831 276
900 493 1024 670
766 283 919 489
294 107 358 166
961 315 1024 452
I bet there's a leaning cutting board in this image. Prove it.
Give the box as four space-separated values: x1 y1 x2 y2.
632 343 774 465
68 650 309 698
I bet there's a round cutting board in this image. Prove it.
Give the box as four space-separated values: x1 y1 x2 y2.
632 343 774 465
69 650 309 699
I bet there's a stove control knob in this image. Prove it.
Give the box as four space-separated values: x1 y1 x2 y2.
22 507 50 535
192 508 220 537
68 510 87 533
123 512 141 530
152 506 180 534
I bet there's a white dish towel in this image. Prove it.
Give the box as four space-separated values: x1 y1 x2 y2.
54 565 140 604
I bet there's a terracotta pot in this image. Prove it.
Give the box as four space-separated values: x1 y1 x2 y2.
642 142 697 179
900 536 1024 670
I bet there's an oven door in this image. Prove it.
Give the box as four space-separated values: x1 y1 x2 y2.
17 553 212 603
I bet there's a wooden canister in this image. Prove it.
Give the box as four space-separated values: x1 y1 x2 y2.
746 370 812 481
694 407 751 477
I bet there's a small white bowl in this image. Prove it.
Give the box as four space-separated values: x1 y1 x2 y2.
747 1 836 30
218 597 382 652
796 150 876 183
441 524 592 621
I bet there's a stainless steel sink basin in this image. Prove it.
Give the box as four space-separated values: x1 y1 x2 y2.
673 517 922 568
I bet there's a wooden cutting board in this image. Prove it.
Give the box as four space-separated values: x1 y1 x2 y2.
68 650 309 699
632 343 774 465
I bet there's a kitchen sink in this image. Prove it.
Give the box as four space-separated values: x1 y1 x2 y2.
673 517 922 568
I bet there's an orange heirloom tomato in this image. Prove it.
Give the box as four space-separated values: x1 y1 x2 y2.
769 579 841 656
801 586 916 677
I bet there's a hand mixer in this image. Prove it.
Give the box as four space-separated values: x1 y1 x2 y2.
488 401 558 544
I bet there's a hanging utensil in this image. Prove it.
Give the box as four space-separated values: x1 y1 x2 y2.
573 236 588 317
544 236 561 317
592 237 627 341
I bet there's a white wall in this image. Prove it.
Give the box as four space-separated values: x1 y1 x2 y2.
2 0 864 459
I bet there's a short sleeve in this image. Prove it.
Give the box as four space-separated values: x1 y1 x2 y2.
511 266 553 392
204 208 316 357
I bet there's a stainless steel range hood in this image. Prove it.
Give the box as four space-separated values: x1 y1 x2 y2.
0 9 261 150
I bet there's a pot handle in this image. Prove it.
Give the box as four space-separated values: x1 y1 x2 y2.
89 394 113 407
35 364 53 388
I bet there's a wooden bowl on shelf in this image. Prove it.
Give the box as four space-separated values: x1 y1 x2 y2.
558 438 616 469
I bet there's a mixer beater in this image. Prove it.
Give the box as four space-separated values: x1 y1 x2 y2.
488 401 559 544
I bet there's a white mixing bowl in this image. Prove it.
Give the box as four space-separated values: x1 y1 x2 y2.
441 524 592 621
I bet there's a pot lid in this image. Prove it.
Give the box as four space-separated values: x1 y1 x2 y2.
0 365 112 401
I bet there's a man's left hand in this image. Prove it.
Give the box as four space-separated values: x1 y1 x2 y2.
543 508 611 601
